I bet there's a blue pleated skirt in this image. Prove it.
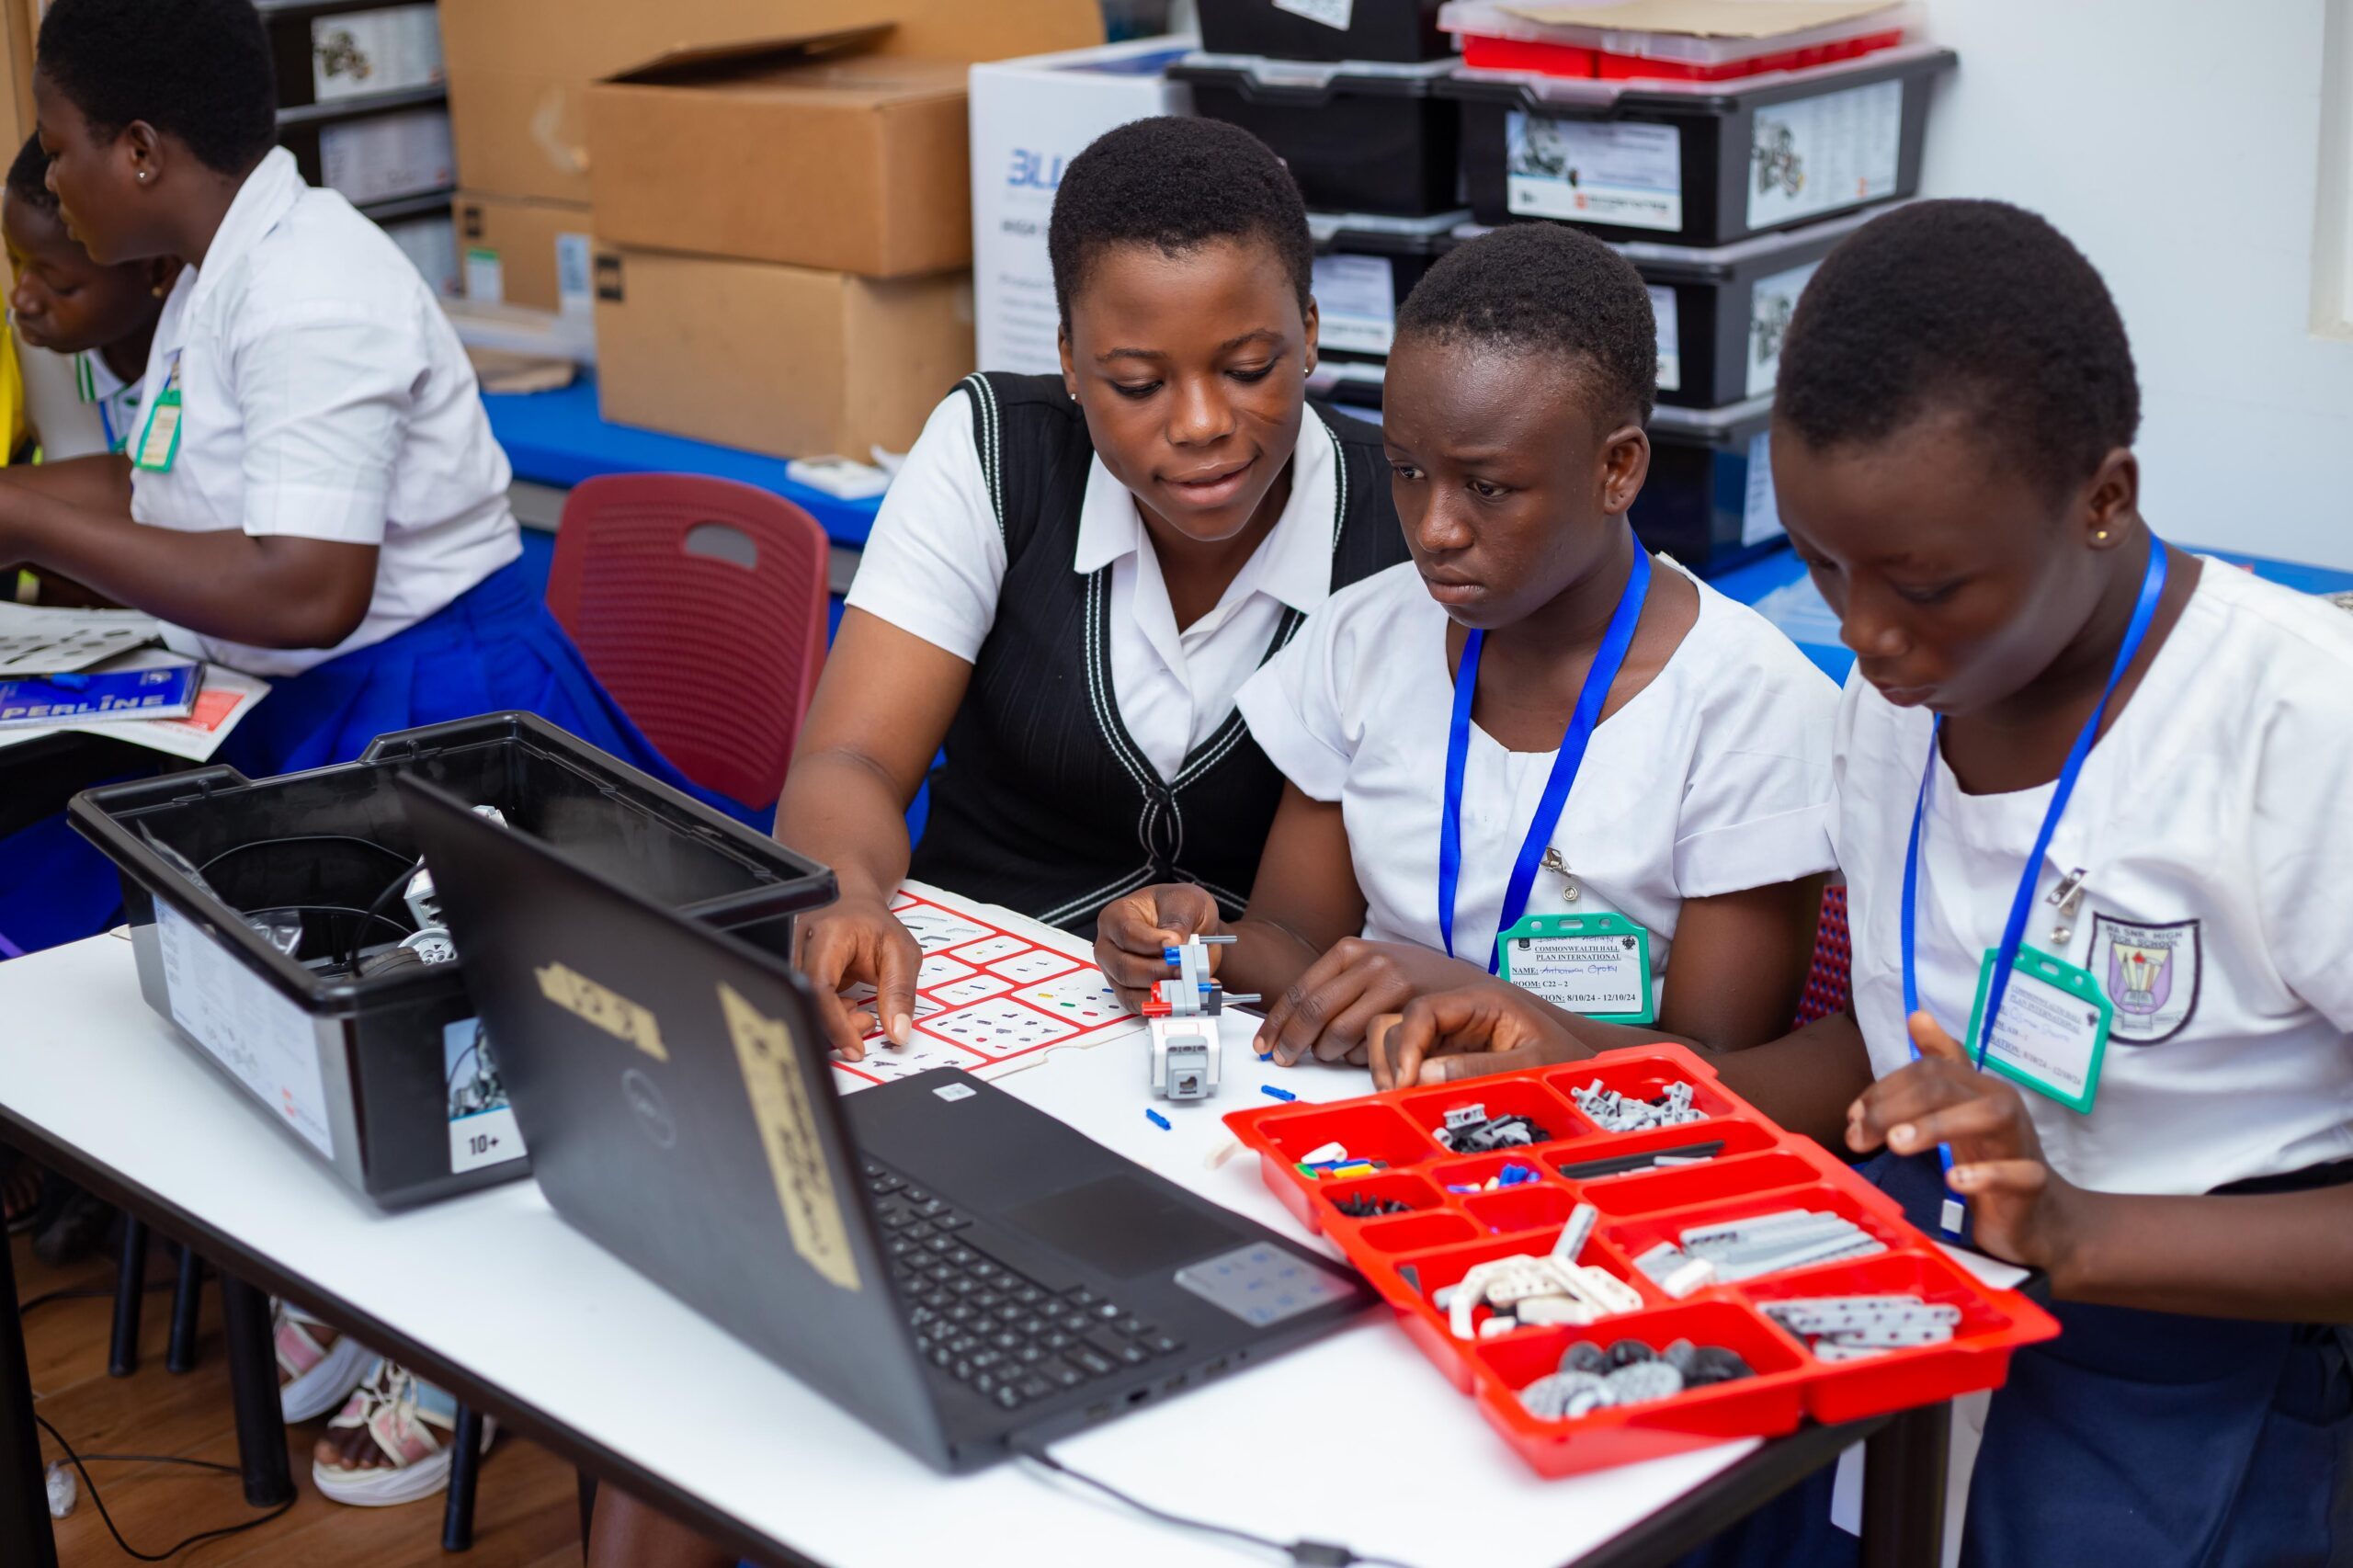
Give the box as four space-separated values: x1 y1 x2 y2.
0 557 764 957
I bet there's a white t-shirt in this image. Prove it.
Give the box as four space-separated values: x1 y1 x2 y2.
1234 557 1841 990
1835 560 2353 1195
845 388 1356 781
16 332 140 461
131 148 519 677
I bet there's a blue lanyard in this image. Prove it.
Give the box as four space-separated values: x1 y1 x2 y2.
1901 540 2170 1068
97 392 117 455
1439 546 1652 972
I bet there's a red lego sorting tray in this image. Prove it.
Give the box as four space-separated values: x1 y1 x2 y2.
1222 1042 2059 1477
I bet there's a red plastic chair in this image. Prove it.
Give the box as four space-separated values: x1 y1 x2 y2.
545 473 829 812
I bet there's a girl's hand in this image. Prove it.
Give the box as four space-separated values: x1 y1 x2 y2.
1364 982 1597 1089
798 892 923 1062
1847 1010 2086 1269
1255 939 1492 1066
1094 883 1223 1011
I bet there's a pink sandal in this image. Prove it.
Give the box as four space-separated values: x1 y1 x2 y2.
274 1301 373 1424
314 1360 494 1507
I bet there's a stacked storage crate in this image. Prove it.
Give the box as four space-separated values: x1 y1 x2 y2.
1177 0 1955 570
260 0 458 297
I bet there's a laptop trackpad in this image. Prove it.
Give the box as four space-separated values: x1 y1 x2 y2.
1003 1176 1237 1278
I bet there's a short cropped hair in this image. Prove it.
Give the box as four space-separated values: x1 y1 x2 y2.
1396 222 1657 427
1776 199 2140 497
1048 116 1313 329
7 134 54 214
38 0 278 176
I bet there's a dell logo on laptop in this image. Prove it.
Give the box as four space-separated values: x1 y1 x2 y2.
621 1068 677 1148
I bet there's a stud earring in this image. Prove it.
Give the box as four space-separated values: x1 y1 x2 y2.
137 171 148 182
2093 528 2109 541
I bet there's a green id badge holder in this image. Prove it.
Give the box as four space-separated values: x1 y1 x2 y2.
131 369 183 474
1963 944 2112 1114
1496 912 1655 1026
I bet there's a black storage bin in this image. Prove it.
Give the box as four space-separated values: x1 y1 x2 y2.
1310 209 1460 362
1199 0 1450 63
69 712 835 1210
1448 203 1883 407
1632 395 1782 571
1443 46 1955 246
1171 55 1461 218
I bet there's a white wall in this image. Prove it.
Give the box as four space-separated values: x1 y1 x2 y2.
1916 0 2353 568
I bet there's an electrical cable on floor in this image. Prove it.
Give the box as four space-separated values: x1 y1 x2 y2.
1014 1437 1424 1568
15 1280 173 1315
35 1413 295 1561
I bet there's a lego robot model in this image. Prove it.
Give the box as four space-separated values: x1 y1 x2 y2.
1145 934 1257 1103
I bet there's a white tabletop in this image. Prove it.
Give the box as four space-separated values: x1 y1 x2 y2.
0 934 1778 1568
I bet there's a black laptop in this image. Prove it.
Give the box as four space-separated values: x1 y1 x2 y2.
397 776 1372 1472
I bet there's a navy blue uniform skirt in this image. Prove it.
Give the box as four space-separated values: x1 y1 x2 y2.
0 556 759 957
1677 1152 2353 1568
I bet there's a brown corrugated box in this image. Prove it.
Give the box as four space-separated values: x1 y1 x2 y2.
440 0 1102 206
453 191 595 312
592 244 973 460
587 28 970 278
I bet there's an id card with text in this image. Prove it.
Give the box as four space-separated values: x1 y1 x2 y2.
1497 913 1654 1025
1963 944 2111 1114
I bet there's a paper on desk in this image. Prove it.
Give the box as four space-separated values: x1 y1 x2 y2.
1498 0 1899 38
0 599 163 675
0 659 268 760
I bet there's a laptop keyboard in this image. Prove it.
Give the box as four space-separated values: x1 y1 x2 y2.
864 1162 1184 1413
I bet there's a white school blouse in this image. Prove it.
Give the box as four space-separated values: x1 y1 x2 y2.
130 148 518 677
845 392 1350 781
1234 558 1841 992
17 333 140 461
1834 560 2353 1194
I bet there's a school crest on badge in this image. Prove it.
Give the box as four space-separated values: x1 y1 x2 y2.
2088 915 2200 1045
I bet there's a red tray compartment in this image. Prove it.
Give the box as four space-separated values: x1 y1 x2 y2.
1468 1303 1811 1475
1735 1248 2044 1425
1224 1042 2060 1477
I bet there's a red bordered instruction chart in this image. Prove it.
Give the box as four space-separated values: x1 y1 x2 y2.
830 882 1145 1095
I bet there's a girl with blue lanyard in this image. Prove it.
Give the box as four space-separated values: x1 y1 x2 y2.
0 0 743 960
1376 202 2353 1567
1096 223 1841 1065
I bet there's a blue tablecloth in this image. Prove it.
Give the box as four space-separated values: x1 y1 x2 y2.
483 376 885 551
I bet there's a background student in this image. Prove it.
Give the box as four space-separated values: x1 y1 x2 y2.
1096 224 1838 1067
774 114 1406 1062
1376 201 2353 1568
0 0 748 1506
0 0 740 963
5 131 169 471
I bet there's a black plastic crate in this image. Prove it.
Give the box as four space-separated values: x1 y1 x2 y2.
1634 395 1784 571
1447 204 1883 407
1199 0 1450 63
69 712 835 1210
1443 46 1955 246
1310 209 1461 362
1171 55 1461 217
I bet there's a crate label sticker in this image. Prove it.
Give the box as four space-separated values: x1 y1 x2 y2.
1275 0 1354 29
154 902 336 1159
311 4 445 102
720 983 861 1291
1506 114 1683 233
1648 285 1681 392
318 106 455 207
1741 429 1785 546
445 1017 526 1175
463 246 505 305
1313 254 1398 356
921 998 1082 1058
554 233 595 316
1747 78 1904 230
1745 258 1820 397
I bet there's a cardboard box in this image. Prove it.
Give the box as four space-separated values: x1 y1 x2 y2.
969 36 1194 375
593 245 973 460
453 192 595 314
441 0 1104 206
588 29 970 278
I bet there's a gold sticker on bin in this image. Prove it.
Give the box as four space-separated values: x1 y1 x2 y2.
720 983 861 1294
535 961 668 1062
